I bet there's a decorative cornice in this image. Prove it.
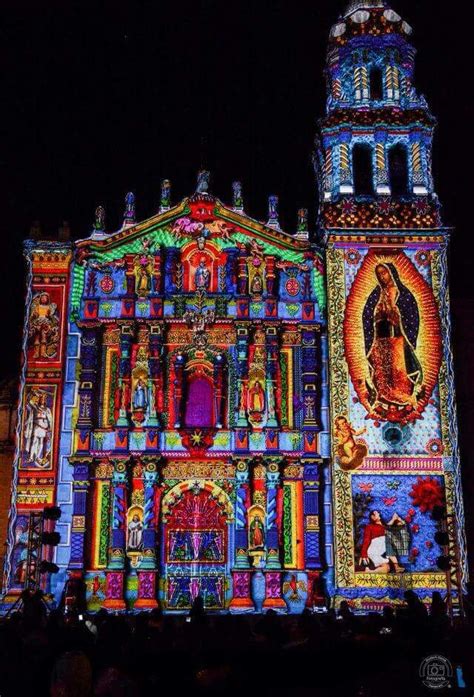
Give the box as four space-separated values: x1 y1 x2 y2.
320 108 435 130
322 197 442 230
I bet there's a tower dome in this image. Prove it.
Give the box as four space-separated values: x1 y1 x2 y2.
319 0 435 210
330 1 412 42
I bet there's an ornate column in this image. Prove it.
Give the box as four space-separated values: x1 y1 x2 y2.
354 65 368 101
213 353 225 429
263 461 286 609
301 326 320 431
164 248 179 294
236 325 249 430
323 138 334 200
236 251 249 318
104 460 128 610
265 327 279 429
147 324 163 428
141 461 158 569
375 130 390 195
264 256 277 318
234 461 250 569
68 459 92 571
173 351 185 429
225 249 239 294
76 326 100 451
410 130 428 195
116 324 133 428
230 460 253 611
124 256 136 297
386 64 400 101
265 461 281 569
339 129 353 195
303 460 324 608
135 460 159 609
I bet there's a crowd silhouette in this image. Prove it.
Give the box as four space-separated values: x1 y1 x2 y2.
0 588 473 696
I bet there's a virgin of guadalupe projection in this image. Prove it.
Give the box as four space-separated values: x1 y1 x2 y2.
363 263 423 415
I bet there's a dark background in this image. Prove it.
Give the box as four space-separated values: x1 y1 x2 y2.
1 0 473 574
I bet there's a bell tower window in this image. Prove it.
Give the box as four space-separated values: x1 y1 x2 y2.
370 67 384 101
388 144 409 196
353 144 374 196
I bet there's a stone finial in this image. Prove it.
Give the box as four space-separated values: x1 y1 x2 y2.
196 170 210 194
93 206 106 233
295 208 309 241
123 192 136 227
267 195 280 229
232 181 244 211
160 179 171 212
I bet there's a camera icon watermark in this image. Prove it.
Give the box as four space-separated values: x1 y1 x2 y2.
419 655 453 690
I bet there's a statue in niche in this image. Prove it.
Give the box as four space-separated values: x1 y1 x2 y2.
127 514 144 551
194 258 211 291
249 514 265 550
248 379 265 413
196 170 210 194
94 205 106 232
133 377 148 411
251 271 263 296
133 254 154 298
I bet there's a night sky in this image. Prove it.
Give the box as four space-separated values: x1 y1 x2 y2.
2 1 474 562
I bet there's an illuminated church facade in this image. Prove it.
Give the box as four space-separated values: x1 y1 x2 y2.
2 1 467 613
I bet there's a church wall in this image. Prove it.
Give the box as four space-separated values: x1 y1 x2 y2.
3 243 72 598
1 193 330 613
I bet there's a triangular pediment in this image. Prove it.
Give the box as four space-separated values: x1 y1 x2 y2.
76 194 311 266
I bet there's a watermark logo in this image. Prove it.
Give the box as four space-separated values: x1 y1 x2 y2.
419 655 453 690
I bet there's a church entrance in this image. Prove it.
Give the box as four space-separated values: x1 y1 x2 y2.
161 484 231 611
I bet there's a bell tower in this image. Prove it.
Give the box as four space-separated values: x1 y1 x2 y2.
319 0 434 206
319 2 467 610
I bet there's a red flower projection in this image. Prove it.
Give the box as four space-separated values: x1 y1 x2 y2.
409 477 445 513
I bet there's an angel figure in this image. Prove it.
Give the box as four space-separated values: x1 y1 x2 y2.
334 416 368 471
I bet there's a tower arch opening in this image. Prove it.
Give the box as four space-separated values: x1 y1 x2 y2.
370 66 384 101
352 143 374 196
388 143 410 196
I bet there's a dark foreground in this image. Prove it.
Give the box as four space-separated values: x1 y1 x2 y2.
0 592 473 697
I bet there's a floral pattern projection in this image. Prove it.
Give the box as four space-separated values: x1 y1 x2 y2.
327 242 456 609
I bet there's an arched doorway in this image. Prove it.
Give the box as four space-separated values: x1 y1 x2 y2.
161 482 233 611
